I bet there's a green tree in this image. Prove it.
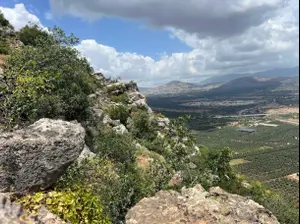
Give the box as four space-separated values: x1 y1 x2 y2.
1 26 96 126
0 11 10 27
18 24 50 46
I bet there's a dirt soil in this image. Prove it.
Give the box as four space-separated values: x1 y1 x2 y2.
266 107 299 114
0 54 7 68
287 173 299 182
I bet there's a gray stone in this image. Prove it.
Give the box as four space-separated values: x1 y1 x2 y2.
0 193 36 224
103 115 121 127
0 193 66 224
0 119 85 193
131 99 152 113
76 145 96 164
126 184 279 224
128 91 145 101
112 124 129 135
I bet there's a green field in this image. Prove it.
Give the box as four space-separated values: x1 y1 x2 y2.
193 121 299 209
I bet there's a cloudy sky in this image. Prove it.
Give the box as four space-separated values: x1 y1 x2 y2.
0 0 299 87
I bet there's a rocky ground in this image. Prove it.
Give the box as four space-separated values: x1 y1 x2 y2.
126 185 279 224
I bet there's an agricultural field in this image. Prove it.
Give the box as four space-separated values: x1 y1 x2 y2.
193 119 299 206
267 178 299 206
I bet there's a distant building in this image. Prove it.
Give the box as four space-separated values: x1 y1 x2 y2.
238 128 256 133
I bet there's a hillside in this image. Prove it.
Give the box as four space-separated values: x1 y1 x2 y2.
202 67 299 84
0 12 295 224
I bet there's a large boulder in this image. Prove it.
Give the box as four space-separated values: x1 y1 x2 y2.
0 119 85 193
126 184 279 224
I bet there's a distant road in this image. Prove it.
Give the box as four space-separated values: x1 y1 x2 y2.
276 119 299 126
214 114 268 118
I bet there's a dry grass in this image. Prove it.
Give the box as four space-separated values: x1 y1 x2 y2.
266 107 299 114
230 158 250 166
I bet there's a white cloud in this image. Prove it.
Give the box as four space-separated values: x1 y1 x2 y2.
50 0 283 38
1 2 298 87
76 0 298 86
0 3 42 30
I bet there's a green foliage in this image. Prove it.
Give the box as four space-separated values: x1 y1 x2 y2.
18 24 50 46
0 11 10 27
18 188 110 224
0 37 10 54
129 109 156 140
105 104 130 125
207 148 236 185
110 93 129 104
94 131 136 169
57 156 170 223
1 26 96 126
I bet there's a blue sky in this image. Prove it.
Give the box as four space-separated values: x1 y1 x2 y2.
1 0 191 60
0 0 299 87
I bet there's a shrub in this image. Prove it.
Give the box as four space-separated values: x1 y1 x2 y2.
130 109 156 140
0 37 9 54
105 104 130 125
110 93 129 104
18 24 50 46
94 131 136 169
57 157 158 223
0 11 10 27
1 26 96 126
18 187 110 224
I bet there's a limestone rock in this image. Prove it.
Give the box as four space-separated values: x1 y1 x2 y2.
36 206 67 224
76 145 96 164
131 99 152 113
128 91 145 101
112 124 129 135
126 184 279 224
0 193 36 224
103 115 121 127
168 171 183 187
154 117 170 131
0 194 66 224
0 119 85 193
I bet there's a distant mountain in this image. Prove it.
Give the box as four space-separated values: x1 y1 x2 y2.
145 76 299 98
143 81 200 96
202 67 299 84
143 80 223 96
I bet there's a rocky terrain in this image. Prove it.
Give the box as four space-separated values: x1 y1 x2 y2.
126 185 279 224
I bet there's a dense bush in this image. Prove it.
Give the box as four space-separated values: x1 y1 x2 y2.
94 131 136 169
18 24 50 46
0 11 10 27
57 155 170 223
105 104 130 125
129 109 156 140
110 93 129 104
1 26 97 126
0 37 9 54
18 188 110 224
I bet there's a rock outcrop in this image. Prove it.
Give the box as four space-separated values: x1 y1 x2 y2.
0 193 65 224
126 184 279 224
0 119 85 193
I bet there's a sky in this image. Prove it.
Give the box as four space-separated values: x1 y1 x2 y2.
0 0 299 87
